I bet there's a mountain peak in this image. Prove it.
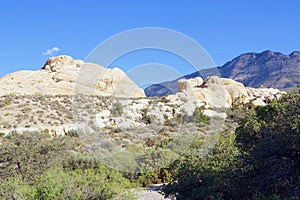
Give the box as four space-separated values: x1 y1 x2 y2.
289 51 300 57
260 50 274 56
215 50 300 89
145 50 300 96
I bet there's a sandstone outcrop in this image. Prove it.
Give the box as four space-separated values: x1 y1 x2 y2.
0 56 145 98
177 76 286 108
42 55 84 72
0 56 289 137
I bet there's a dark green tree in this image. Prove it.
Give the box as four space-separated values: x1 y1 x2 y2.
162 93 300 199
0 132 70 182
163 134 240 200
236 93 300 199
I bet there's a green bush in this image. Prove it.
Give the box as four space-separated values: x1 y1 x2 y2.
192 107 209 124
162 133 240 200
162 93 300 199
65 129 79 137
179 107 209 124
64 114 73 120
0 164 135 200
0 132 71 182
35 169 68 200
235 93 300 199
112 102 123 116
0 175 35 200
34 165 134 200
0 133 136 199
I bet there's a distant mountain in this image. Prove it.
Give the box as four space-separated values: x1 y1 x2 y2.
145 50 300 97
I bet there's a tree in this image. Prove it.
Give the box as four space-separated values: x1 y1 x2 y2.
162 93 300 199
235 93 300 199
0 132 135 199
163 134 240 200
0 132 71 182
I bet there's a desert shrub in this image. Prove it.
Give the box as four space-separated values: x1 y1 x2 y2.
65 129 79 137
0 133 135 199
0 175 35 200
192 107 209 124
162 93 300 200
156 138 173 148
34 165 134 200
163 118 177 127
145 137 155 147
180 107 209 124
0 101 6 108
64 156 135 199
0 161 136 200
111 102 123 116
142 114 152 124
64 114 73 120
137 167 174 187
34 169 68 200
0 96 13 108
135 148 178 186
234 93 300 199
0 132 72 182
160 96 170 103
226 105 250 123
162 133 240 200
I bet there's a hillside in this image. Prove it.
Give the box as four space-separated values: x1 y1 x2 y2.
145 50 300 97
0 55 296 199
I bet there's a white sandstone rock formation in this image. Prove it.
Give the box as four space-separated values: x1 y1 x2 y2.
176 76 286 108
0 60 288 136
178 77 204 91
0 55 145 98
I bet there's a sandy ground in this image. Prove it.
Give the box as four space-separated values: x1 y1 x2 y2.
136 184 173 200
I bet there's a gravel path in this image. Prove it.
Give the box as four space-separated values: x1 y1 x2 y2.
136 184 173 200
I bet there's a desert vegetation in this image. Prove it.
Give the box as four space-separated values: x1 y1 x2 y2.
0 93 299 199
162 93 300 199
0 132 135 199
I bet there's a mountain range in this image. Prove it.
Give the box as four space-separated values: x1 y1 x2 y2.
145 50 300 97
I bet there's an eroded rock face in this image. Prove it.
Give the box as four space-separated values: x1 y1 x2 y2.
42 55 83 72
0 55 145 98
178 77 204 92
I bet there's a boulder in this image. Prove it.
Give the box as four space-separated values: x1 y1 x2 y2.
251 98 266 107
203 110 227 119
204 76 222 85
42 55 83 72
178 77 204 92
178 79 188 92
222 78 249 104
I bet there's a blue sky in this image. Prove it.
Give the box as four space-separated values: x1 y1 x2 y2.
0 0 300 79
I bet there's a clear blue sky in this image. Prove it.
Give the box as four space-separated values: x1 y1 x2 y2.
0 0 299 78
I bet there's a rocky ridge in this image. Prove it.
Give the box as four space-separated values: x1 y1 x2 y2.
0 55 286 137
145 50 300 97
0 76 285 137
